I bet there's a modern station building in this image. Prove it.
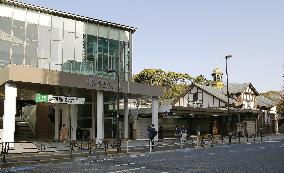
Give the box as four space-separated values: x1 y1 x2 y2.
0 0 163 144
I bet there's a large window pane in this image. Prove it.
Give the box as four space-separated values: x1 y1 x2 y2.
26 22 38 67
0 5 13 18
12 20 25 45
0 40 11 67
50 16 63 71
62 18 75 72
0 16 12 41
12 43 24 65
38 13 51 69
0 15 12 67
25 39 37 66
75 21 85 64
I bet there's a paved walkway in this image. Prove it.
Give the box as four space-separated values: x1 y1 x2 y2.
0 134 283 168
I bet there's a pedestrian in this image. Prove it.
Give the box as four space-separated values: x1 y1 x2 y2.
147 124 157 149
175 125 181 140
181 125 187 142
196 125 201 136
60 124 68 142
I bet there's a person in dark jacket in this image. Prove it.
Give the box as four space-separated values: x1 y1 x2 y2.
147 124 157 149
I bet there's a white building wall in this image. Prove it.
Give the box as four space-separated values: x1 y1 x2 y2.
174 86 226 108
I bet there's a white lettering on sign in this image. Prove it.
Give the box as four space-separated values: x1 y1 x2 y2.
48 95 85 104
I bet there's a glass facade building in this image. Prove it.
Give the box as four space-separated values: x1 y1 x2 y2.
0 3 132 80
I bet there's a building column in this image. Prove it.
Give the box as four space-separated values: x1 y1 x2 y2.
3 83 17 147
275 115 279 134
96 91 104 143
91 91 96 139
70 104 78 140
54 104 60 140
61 104 70 139
152 97 159 141
124 97 129 139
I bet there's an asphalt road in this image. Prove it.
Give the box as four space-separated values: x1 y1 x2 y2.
2 137 284 173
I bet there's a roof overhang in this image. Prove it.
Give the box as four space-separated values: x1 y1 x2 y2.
0 65 163 97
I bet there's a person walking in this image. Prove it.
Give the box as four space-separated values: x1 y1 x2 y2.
147 124 157 149
181 125 187 142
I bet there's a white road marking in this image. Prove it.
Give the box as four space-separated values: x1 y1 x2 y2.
265 141 280 143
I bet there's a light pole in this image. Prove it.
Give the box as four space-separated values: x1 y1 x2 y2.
225 55 232 143
105 67 121 153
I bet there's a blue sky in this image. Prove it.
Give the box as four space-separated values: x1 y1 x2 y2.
21 0 284 92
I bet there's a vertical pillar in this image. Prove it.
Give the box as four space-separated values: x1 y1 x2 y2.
54 104 60 140
124 96 129 139
61 104 70 139
91 91 96 139
96 91 104 143
70 104 78 140
3 83 17 147
275 115 279 134
152 97 159 141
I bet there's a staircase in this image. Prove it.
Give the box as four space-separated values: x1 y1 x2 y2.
15 117 35 141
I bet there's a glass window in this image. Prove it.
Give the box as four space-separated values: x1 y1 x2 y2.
86 23 98 36
38 13 51 69
26 11 39 25
25 39 37 66
0 40 11 67
13 7 26 22
0 16 12 67
0 16 12 41
0 5 13 18
50 16 63 71
12 20 25 45
98 25 108 38
62 18 75 72
12 43 24 65
75 21 85 64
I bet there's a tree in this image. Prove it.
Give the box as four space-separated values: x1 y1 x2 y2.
193 74 212 86
133 69 193 100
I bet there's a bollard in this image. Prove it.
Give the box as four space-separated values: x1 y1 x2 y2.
260 131 263 142
180 138 183 149
2 142 9 163
254 133 256 141
70 141 74 158
221 135 224 143
104 140 107 156
228 133 232 145
149 140 152 153
126 140 129 154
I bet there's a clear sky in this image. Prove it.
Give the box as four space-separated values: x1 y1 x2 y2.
20 0 284 92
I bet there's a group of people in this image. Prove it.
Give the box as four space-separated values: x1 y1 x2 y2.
175 125 189 142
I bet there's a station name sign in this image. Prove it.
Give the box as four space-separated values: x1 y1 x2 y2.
35 93 85 104
88 77 122 91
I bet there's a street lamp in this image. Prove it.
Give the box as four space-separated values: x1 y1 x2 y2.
225 55 232 143
105 67 121 153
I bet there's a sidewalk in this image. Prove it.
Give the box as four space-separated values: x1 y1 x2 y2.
1 134 283 167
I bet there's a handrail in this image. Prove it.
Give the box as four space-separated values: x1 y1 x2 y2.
21 115 36 135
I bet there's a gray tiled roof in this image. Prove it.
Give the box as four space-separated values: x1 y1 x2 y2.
194 83 235 104
222 83 250 94
256 95 274 107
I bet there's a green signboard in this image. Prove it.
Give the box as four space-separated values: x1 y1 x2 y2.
35 93 48 103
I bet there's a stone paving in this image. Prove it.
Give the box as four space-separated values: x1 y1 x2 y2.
1 134 284 173
0 134 283 172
